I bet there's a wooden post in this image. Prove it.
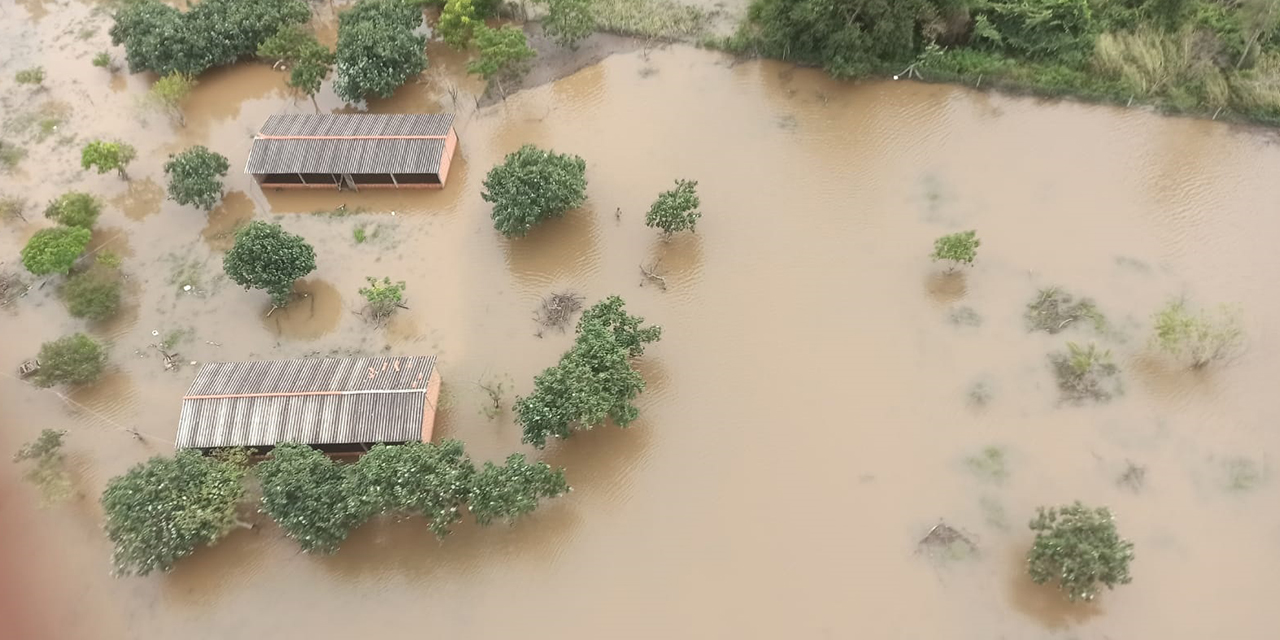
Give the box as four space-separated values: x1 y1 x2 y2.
389 173 400 189
297 173 307 185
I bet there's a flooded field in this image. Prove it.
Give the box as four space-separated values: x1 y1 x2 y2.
4 2 1280 638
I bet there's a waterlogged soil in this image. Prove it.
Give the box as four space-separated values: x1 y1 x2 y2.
4 2 1280 639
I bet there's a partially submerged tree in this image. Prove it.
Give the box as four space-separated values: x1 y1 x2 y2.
439 0 479 49
931 230 980 271
1027 502 1134 602
645 179 702 238
468 453 570 525
356 441 476 538
538 0 595 50
21 226 92 276
148 72 198 127
333 0 428 102
15 66 45 86
13 429 72 505
81 140 137 180
164 146 230 211
257 24 334 110
32 333 107 388
1152 299 1244 368
467 25 537 97
44 192 102 228
257 443 368 554
101 450 250 576
223 221 317 307
61 266 123 320
358 277 406 322
482 144 587 238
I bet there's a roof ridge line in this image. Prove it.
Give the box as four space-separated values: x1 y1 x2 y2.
183 388 428 400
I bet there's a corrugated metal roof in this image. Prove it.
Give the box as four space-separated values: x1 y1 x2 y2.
176 356 436 450
245 137 446 174
260 113 454 138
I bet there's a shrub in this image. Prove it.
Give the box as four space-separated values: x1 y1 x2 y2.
44 192 102 228
1050 342 1121 403
15 66 45 85
645 179 702 237
223 221 316 307
468 453 570 525
149 72 197 126
358 277 406 321
21 226 92 276
467 24 537 93
81 140 136 180
61 268 123 320
1027 502 1134 602
930 230 980 270
92 52 114 69
1024 287 1106 334
1152 299 1244 368
439 0 479 49
13 429 72 505
32 333 107 388
333 0 428 102
483 144 587 238
539 0 595 50
164 146 230 210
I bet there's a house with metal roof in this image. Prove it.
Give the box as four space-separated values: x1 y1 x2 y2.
176 356 441 455
245 113 458 190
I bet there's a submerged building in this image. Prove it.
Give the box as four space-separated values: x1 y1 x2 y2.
245 113 458 190
176 356 441 455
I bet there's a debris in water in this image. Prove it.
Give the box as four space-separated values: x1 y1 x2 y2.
535 291 584 332
916 521 979 561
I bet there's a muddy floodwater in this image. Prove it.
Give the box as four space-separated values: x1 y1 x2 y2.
4 2 1280 639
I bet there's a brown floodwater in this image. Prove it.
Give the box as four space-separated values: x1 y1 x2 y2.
4 2 1280 638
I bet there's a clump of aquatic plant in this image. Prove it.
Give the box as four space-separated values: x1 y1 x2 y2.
930 230 979 271
1050 342 1121 403
965 445 1009 483
13 429 73 505
15 66 45 86
1221 456 1265 492
1152 299 1244 368
948 305 982 327
1027 502 1134 602
1026 287 1105 334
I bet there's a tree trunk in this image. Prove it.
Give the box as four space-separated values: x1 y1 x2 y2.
310 93 320 113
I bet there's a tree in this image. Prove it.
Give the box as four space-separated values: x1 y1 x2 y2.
356 441 476 538
539 0 595 50
257 23 316 64
81 140 136 180
101 450 249 576
149 72 197 126
930 230 980 271
1027 502 1134 602
21 226 92 276
467 25 537 96
61 266 123 320
358 277 406 321
164 146 230 210
577 295 663 357
439 0 479 48
32 334 107 388
13 430 72 505
1152 299 1245 368
289 54 333 111
258 24 334 110
223 221 316 307
482 144 587 238
257 443 369 554
333 0 428 102
741 0 931 78
645 179 702 238
15 66 45 86
44 192 101 228
468 453 569 525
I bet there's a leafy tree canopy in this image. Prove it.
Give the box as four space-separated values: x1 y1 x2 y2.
61 266 123 320
930 229 980 269
81 140 136 179
468 453 570 525
440 0 479 48
358 277 406 321
258 24 334 100
21 226 92 276
101 450 249 576
149 72 198 126
257 443 369 554
482 144 587 238
223 221 316 307
164 146 230 211
539 0 595 50
467 24 537 88
645 179 702 237
44 191 101 228
1027 501 1134 602
13 429 72 505
32 333 107 388
333 0 428 102
356 441 476 537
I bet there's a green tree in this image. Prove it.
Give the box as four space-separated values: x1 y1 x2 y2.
15 66 45 86
539 0 595 50
61 266 123 320
164 146 230 210
101 450 249 576
21 226 92 276
482 144 587 238
257 443 369 554
740 0 931 78
333 0 428 102
468 453 570 525
13 430 72 505
81 140 137 180
930 230 980 271
92 52 115 70
645 179 701 238
467 25 537 95
44 192 102 228
577 295 663 356
358 277 406 321
149 72 197 126
223 221 317 307
257 23 316 63
1027 502 1134 602
32 333 107 388
1152 299 1245 368
439 0 479 48
356 441 476 538
258 24 334 110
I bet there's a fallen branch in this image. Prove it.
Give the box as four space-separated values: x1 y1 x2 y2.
640 261 667 291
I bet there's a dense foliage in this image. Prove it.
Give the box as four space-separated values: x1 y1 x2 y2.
333 0 428 102
258 25 335 103
440 0 479 48
81 140 136 179
12 429 72 505
21 226 92 276
101 450 249 576
930 230 980 269
482 144 587 237
516 296 662 447
61 266 123 320
109 0 309 76
44 192 101 228
467 25 538 91
257 443 369 554
645 179 702 237
15 66 45 85
1152 299 1245 368
223 221 317 307
164 146 230 210
149 72 197 126
32 333 107 388
357 441 475 537
468 454 570 525
1027 502 1134 602
358 277 407 321
539 0 596 49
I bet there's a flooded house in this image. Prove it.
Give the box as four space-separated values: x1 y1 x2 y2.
175 356 441 455
244 113 458 190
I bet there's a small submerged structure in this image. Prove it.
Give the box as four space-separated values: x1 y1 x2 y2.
175 356 442 456
245 113 458 190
